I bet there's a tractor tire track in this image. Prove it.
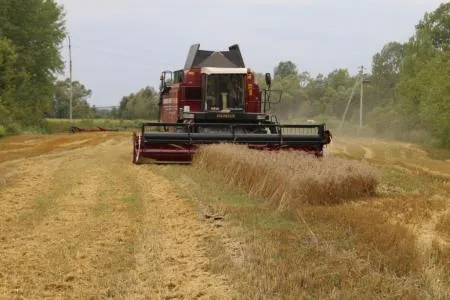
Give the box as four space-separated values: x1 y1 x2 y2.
0 134 235 299
123 163 236 299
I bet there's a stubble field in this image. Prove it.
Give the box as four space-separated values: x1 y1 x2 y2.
0 132 449 299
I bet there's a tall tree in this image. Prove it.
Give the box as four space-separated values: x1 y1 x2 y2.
0 38 18 129
416 3 450 51
119 87 159 119
371 42 405 105
274 61 298 78
53 79 94 119
394 3 450 144
417 51 450 146
0 0 66 129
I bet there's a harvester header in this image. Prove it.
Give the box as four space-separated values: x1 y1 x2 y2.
132 44 332 164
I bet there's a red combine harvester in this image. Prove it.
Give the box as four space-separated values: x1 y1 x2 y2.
132 44 332 164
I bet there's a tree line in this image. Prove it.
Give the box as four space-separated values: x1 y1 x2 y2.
0 0 158 136
0 1 447 146
263 3 449 146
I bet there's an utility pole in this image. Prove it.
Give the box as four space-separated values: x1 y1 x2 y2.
338 77 359 134
359 65 364 130
338 65 367 135
68 35 73 122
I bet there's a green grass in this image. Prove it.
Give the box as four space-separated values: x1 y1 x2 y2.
44 118 154 133
0 118 155 137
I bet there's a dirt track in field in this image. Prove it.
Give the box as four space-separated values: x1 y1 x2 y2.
329 137 450 253
0 133 235 299
329 137 450 179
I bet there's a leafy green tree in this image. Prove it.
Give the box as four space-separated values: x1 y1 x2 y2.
417 51 450 146
274 61 298 78
0 37 27 133
357 3 450 144
109 107 120 118
0 38 17 120
298 71 311 88
327 69 351 90
416 3 450 51
53 79 94 119
393 3 450 144
0 0 66 128
371 42 404 106
119 87 159 119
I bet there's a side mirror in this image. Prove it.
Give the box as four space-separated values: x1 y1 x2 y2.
265 73 272 89
159 70 173 93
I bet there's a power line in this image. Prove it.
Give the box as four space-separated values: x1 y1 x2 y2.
70 44 176 67
338 76 359 134
64 36 160 55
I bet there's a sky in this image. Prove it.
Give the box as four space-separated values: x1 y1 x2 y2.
56 0 446 107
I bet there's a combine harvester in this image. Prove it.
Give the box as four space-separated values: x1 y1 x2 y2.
132 44 332 164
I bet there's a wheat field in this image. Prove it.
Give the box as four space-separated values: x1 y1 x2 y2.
194 144 380 209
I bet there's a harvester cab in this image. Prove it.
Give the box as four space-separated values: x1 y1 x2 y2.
132 44 332 164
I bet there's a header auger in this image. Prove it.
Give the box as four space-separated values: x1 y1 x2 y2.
132 44 332 164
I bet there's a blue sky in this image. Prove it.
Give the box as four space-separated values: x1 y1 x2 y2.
56 0 446 107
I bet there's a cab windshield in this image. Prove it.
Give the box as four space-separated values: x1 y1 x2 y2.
204 74 245 111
